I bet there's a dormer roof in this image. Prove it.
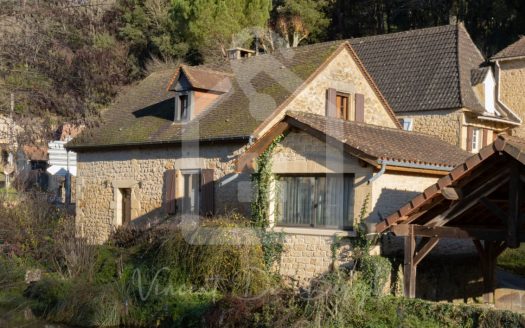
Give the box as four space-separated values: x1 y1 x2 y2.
167 65 232 93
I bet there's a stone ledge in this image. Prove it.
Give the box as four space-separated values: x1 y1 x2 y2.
271 226 356 237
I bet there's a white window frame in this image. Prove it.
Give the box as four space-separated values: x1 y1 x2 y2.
399 118 413 131
174 91 194 122
471 128 481 152
178 169 201 215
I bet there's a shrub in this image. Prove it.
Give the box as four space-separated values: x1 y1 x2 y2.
357 255 392 296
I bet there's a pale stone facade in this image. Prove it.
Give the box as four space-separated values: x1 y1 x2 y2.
75 143 251 244
398 109 509 151
498 59 525 137
75 46 444 281
370 172 439 223
268 132 441 281
257 47 398 137
397 110 463 147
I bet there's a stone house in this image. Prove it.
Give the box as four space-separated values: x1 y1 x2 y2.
491 36 525 138
68 37 472 280
348 24 521 153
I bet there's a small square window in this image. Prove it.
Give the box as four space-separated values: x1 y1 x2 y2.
399 118 413 131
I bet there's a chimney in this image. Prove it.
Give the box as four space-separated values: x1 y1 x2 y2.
227 47 256 60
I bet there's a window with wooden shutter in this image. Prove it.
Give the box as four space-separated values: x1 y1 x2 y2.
355 93 365 122
200 169 215 216
336 92 350 120
466 126 473 152
164 169 177 214
482 128 489 147
326 88 337 118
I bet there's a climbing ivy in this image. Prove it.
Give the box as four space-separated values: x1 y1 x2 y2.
251 135 284 228
251 135 285 270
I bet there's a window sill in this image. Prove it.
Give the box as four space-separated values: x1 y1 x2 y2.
270 226 356 237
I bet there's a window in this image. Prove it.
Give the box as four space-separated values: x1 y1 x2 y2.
180 171 200 215
119 188 132 225
336 93 350 120
175 93 192 122
399 118 413 131
276 175 354 229
179 95 189 121
471 128 481 152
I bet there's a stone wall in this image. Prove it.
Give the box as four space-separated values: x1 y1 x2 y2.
499 59 525 137
75 143 250 244
257 47 399 137
397 110 463 147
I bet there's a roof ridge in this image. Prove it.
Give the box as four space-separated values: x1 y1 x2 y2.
348 24 457 44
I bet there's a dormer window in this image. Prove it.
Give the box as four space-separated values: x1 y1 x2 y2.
175 92 193 122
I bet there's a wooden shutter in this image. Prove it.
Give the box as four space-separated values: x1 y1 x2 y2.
326 88 337 118
466 126 473 152
355 93 365 122
200 169 215 216
482 128 489 147
164 169 177 214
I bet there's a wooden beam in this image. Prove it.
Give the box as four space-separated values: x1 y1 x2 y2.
508 161 521 248
479 197 507 223
414 238 439 266
441 187 462 200
404 225 417 299
235 121 289 173
426 169 510 227
391 224 525 241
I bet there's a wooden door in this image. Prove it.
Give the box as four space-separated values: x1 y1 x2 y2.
121 188 131 225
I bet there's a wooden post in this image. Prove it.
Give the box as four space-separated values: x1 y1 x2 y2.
475 240 497 304
404 225 417 298
508 162 521 248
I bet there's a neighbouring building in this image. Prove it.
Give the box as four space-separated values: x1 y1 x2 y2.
491 36 525 138
348 24 521 153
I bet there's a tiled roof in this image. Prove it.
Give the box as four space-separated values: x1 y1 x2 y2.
349 24 485 113
492 36 525 60
69 24 498 150
286 111 470 168
375 134 525 233
68 41 343 149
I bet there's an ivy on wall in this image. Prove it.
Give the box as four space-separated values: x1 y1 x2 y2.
251 135 285 270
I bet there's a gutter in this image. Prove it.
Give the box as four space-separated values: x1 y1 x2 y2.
477 115 521 126
367 159 454 184
66 135 251 152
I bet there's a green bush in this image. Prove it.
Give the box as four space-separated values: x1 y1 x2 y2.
358 255 392 296
498 243 525 276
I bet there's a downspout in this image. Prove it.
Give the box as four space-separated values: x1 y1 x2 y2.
367 161 386 184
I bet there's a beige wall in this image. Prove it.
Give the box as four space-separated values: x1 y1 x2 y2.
257 48 399 137
75 143 251 244
370 172 439 223
499 59 525 137
269 131 442 282
397 109 463 147
399 109 509 151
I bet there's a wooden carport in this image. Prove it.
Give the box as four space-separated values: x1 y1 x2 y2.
375 135 525 303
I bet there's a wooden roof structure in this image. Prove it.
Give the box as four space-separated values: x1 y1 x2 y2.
376 135 525 302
